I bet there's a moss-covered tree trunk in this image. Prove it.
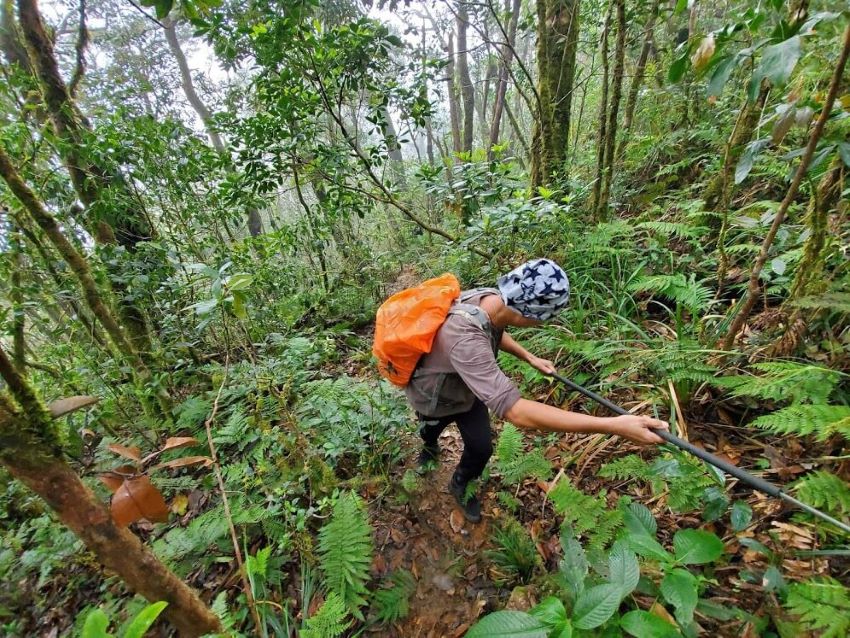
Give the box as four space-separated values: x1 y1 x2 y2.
457 2 475 155
0 349 220 638
589 5 611 214
617 0 661 161
530 0 580 189
446 30 462 155
488 0 521 160
596 0 626 219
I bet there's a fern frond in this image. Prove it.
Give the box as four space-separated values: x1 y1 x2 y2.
485 517 541 585
636 220 706 239
495 424 552 486
318 492 374 620
793 292 850 313
548 478 623 551
598 455 654 482
300 592 351 638
794 471 850 518
713 362 842 405
211 591 237 634
628 273 713 313
751 405 850 442
785 577 850 638
373 570 416 623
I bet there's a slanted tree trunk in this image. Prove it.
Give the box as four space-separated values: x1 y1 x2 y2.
590 5 611 215
0 351 220 638
616 0 661 161
722 23 850 351
162 14 264 238
16 0 154 350
447 30 462 155
769 156 845 356
596 0 625 219
530 0 581 189
0 145 172 417
9 224 25 372
488 0 521 161
457 2 475 154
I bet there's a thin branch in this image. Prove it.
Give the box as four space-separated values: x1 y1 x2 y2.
124 0 165 28
68 0 88 98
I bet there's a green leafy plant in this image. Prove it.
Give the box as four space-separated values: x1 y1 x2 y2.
373 569 416 624
486 517 542 585
317 491 374 620
784 577 850 638
792 471 850 533
751 405 850 442
79 601 168 638
494 423 552 486
548 477 624 551
712 362 842 405
300 592 351 638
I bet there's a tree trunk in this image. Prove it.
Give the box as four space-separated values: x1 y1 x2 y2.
590 5 611 215
617 0 661 161
722 23 850 350
0 351 220 637
0 145 172 417
447 30 462 155
596 0 625 219
457 2 475 154
10 224 25 372
488 0 521 160
530 0 581 189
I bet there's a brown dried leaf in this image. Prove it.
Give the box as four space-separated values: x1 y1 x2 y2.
111 475 169 527
48 395 98 418
650 601 678 627
152 455 213 471
771 104 796 145
450 509 464 534
99 465 138 493
690 34 716 71
162 436 199 451
107 443 141 462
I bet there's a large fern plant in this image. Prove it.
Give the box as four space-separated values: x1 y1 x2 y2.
784 577 850 638
494 423 552 486
318 492 374 620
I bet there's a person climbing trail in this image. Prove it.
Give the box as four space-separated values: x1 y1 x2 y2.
375 259 669 523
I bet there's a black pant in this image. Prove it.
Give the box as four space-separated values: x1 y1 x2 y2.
417 399 493 483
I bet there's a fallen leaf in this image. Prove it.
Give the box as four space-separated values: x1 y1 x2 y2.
153 455 213 470
690 34 716 71
98 465 138 493
650 601 678 627
108 444 141 462
170 493 189 515
111 474 169 527
450 510 464 534
48 395 98 418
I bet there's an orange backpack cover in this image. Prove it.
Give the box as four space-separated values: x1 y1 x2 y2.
373 273 461 386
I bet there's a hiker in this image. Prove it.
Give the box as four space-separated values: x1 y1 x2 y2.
404 259 669 523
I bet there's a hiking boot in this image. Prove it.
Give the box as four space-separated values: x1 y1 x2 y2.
448 474 482 523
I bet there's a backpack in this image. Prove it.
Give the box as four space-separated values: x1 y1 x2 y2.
373 273 461 386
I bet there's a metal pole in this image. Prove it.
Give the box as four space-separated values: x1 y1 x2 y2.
549 372 850 536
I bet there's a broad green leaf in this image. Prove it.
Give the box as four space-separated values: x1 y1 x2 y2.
706 55 738 97
227 273 254 291
572 583 622 630
622 503 657 537
190 298 218 316
702 487 729 522
621 610 681 638
608 543 640 598
838 142 850 168
668 54 689 83
465 611 548 638
762 565 786 592
661 569 698 625
758 36 802 86
628 533 673 562
122 602 168 638
771 258 786 276
530 597 568 634
81 609 112 638
559 535 588 598
232 292 247 319
673 529 725 565
735 138 770 184
730 501 753 531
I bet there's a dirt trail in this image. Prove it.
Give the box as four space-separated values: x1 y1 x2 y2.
369 428 502 637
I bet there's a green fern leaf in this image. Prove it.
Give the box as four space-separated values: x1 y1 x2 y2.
751 405 850 442
373 569 416 623
318 492 374 620
713 362 841 405
785 577 850 638
794 471 850 519
301 592 351 638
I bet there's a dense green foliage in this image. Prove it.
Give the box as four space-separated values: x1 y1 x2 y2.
0 0 848 635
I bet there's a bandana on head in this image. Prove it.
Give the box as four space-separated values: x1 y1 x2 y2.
497 258 570 322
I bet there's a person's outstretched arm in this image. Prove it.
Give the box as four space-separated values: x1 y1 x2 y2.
504 398 668 445
499 332 556 374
